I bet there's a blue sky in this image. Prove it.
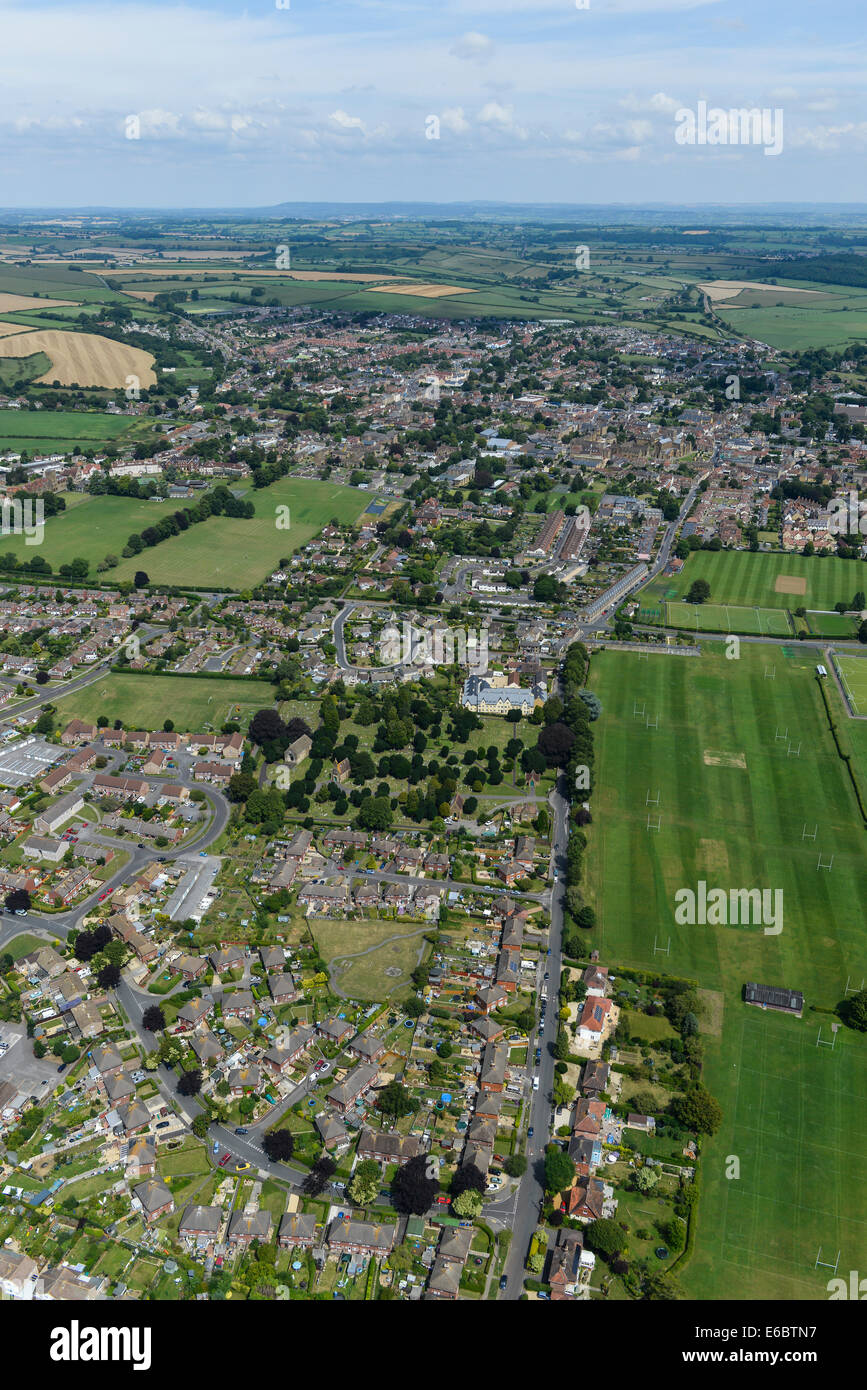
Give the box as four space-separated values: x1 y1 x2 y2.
0 0 864 207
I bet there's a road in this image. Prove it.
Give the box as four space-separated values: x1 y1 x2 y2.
0 754 230 956
498 767 570 1298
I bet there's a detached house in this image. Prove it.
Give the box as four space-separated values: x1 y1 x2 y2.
133 1179 174 1223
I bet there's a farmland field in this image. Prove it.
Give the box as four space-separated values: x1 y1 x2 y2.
584 643 867 1299
0 329 156 387
111 476 375 588
0 409 137 457
713 288 867 351
52 672 276 732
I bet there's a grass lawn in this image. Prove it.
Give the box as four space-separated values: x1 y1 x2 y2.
834 655 867 715
642 551 867 618
0 490 198 572
157 1144 211 1180
311 917 430 1001
127 1257 161 1293
659 601 793 636
111 476 375 589
52 670 276 731
692 1009 867 1299
621 1009 678 1042
4 931 52 960
585 642 867 1299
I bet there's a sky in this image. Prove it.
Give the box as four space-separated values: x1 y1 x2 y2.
0 0 865 208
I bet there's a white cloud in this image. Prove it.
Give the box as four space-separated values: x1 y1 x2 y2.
450 31 495 62
441 106 470 134
329 109 367 133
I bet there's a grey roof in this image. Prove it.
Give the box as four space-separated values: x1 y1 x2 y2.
278 1212 317 1245
428 1256 463 1296
327 1217 396 1252
179 1204 222 1236
133 1179 173 1214
743 982 804 1012
228 1209 272 1242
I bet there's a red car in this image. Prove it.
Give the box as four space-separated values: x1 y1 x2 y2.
435 1195 450 1205
218 1153 231 1167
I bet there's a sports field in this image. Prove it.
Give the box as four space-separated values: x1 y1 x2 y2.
585 643 867 1299
0 491 197 571
52 672 275 732
691 1008 867 1299
666 551 867 610
661 601 792 636
111 477 375 589
833 655 867 714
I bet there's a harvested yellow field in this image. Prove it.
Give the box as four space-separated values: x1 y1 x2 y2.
284 271 403 282
374 282 473 298
122 291 158 301
699 279 822 302
0 292 77 312
0 320 31 337
114 268 407 282
0 329 156 388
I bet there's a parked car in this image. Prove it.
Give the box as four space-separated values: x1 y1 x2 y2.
234 1127 248 1136
499 1275 508 1291
57 1063 67 1073
218 1153 231 1166
235 1160 251 1171
527 1126 534 1138
155 1121 171 1130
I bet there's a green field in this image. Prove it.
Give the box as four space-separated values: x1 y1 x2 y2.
642 551 867 626
52 671 276 732
0 491 198 571
585 643 867 1299
661 601 793 636
834 655 867 715
715 288 867 351
311 918 429 1001
0 408 136 456
692 1009 867 1299
111 476 374 589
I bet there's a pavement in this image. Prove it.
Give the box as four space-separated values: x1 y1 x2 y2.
0 1020 62 1097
